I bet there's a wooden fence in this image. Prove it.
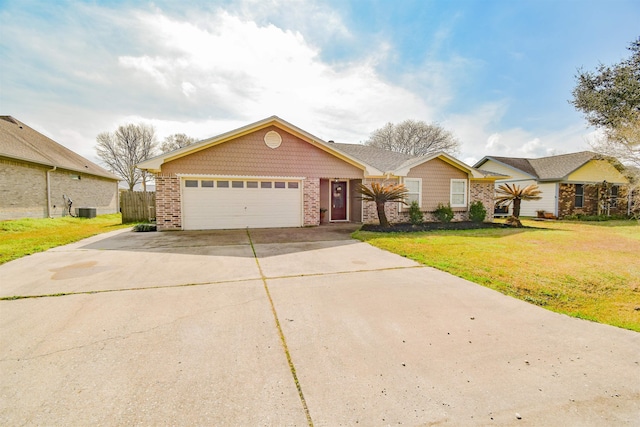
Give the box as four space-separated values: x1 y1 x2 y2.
120 191 156 223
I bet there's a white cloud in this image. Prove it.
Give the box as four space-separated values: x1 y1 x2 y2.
115 9 430 143
446 103 592 165
1 0 599 171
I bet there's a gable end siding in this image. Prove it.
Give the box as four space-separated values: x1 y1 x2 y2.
161 126 364 179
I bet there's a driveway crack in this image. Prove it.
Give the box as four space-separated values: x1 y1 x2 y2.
246 228 314 427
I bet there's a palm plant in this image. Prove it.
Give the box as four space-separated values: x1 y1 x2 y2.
356 182 408 227
495 183 542 226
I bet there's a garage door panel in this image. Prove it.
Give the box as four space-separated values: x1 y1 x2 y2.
182 180 301 230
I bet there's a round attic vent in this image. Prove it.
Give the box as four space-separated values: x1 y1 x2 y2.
264 131 282 149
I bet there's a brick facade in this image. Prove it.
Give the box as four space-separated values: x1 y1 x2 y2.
155 174 182 231
469 180 495 221
558 183 628 218
303 178 320 226
0 158 118 220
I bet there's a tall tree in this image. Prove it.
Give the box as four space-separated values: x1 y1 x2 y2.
96 123 158 191
571 37 640 170
365 120 460 156
160 133 197 153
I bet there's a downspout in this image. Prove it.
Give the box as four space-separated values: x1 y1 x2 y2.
46 166 57 218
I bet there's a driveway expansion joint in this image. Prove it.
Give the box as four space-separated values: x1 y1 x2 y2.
246 228 314 427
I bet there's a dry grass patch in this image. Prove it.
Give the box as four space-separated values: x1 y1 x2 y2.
0 214 130 265
354 220 640 332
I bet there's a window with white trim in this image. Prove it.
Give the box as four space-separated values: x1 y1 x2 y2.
404 178 422 207
450 179 467 207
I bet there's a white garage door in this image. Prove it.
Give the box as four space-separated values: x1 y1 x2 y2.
182 178 302 230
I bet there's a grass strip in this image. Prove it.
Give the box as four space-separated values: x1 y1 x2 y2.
354 219 640 332
0 214 131 265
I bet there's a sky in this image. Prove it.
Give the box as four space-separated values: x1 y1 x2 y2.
1 0 639 167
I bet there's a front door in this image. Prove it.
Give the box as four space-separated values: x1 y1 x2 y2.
331 181 347 221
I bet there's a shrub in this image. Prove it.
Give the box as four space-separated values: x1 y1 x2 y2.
469 201 487 223
133 223 157 232
408 200 423 225
434 203 454 223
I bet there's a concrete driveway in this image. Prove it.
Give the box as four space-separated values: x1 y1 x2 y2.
1 225 638 426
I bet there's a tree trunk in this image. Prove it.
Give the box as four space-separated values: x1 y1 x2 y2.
376 201 390 227
513 198 522 218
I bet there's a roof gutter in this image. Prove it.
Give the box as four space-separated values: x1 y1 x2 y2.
46 166 57 218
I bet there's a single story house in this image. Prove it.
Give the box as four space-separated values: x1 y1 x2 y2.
473 151 630 218
138 116 502 231
0 116 120 220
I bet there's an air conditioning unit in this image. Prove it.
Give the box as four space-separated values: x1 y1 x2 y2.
77 207 97 218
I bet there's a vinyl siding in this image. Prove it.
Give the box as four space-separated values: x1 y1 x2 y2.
479 159 531 181
406 158 468 211
566 160 629 184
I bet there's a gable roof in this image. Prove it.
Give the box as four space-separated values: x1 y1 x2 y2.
475 151 600 181
138 115 501 180
0 116 119 180
138 116 384 176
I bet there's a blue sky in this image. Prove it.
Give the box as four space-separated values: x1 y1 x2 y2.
1 0 638 165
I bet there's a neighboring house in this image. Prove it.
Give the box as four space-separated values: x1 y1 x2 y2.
138 116 502 231
474 151 630 218
0 116 120 220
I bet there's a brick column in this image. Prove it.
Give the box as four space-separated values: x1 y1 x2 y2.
155 174 181 230
470 181 495 221
303 178 320 226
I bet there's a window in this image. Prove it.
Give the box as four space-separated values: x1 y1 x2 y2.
217 180 229 188
575 184 584 208
247 181 258 188
274 182 286 189
232 181 244 188
288 182 299 189
404 178 421 207
609 185 618 207
201 180 214 188
70 174 81 180
450 179 467 207
185 180 198 188
261 181 272 189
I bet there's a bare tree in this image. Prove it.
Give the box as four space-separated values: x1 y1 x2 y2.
365 120 460 156
96 123 158 191
160 133 198 153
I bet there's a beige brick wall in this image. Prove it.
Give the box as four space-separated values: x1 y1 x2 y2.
0 158 118 220
0 159 47 219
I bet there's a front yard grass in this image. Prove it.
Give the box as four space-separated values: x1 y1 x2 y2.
0 214 130 265
354 219 640 332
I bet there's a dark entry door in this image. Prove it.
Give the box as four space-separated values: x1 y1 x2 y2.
331 181 347 221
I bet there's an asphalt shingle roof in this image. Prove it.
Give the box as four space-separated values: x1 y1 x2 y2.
0 116 118 180
487 151 597 180
331 142 419 172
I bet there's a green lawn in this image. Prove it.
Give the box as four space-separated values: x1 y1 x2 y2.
0 214 130 265
354 219 640 332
